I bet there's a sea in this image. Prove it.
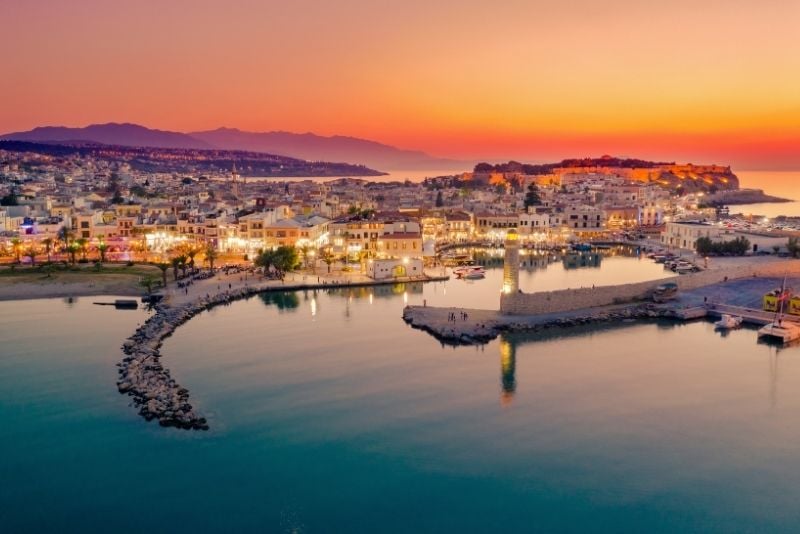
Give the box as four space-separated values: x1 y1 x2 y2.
733 171 800 218
3 247 800 532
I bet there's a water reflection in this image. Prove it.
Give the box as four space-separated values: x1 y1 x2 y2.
259 291 300 311
499 337 516 407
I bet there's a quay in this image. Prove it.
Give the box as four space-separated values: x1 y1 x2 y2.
404 229 800 346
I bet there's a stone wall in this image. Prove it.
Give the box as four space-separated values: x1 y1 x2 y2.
500 260 800 315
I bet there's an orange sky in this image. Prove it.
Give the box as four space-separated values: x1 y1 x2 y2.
2 0 799 169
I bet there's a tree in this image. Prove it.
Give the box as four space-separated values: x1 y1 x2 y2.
41 237 54 263
204 244 218 271
155 262 169 288
321 248 335 273
111 189 124 204
67 242 79 264
97 241 108 263
788 237 800 258
255 246 298 279
435 190 444 207
25 244 37 266
0 192 18 206
524 182 542 209
185 246 199 271
75 238 89 261
696 236 750 256
171 255 183 281
139 276 157 295
10 238 22 264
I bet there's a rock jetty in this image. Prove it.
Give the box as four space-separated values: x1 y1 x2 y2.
118 286 264 430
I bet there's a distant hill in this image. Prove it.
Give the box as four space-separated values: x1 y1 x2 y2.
190 128 459 170
0 140 384 177
0 123 461 170
0 122 211 150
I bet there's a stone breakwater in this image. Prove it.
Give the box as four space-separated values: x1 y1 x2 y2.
118 275 449 430
118 286 264 430
403 304 681 346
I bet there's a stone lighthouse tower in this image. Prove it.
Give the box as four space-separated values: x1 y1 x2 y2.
500 229 520 312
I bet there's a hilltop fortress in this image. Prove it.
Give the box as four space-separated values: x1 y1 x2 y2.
465 156 739 193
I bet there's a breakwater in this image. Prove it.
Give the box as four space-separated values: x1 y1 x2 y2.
500 259 800 315
118 274 448 430
403 303 680 346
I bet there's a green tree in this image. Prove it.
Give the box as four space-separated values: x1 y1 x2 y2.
255 246 298 279
139 276 157 295
75 238 89 260
155 262 169 288
41 237 54 263
10 238 22 264
321 248 335 273
171 255 183 281
204 243 218 271
97 241 108 263
25 244 37 266
435 190 444 207
788 237 800 258
524 182 542 209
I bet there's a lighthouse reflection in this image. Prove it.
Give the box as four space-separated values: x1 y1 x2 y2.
499 336 517 407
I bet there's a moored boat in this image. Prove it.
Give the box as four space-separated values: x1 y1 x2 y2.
714 314 743 330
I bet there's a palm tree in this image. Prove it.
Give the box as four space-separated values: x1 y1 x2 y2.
10 238 22 264
204 243 218 272
185 245 199 271
139 276 157 295
75 238 89 261
299 244 311 269
57 226 72 245
171 256 182 281
67 242 79 264
97 241 108 263
41 237 54 263
155 262 169 288
25 244 37 266
321 249 335 273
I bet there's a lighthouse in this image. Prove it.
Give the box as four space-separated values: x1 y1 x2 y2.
502 229 520 295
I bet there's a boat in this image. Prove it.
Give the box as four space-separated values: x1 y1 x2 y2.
714 314 743 330
453 266 486 279
570 243 592 252
758 320 800 344
758 277 800 344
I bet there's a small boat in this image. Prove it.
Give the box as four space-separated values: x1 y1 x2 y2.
758 321 800 344
714 314 743 330
757 277 800 344
570 243 592 252
454 266 486 279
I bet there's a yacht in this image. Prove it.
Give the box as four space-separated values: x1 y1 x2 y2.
758 278 800 344
758 320 800 344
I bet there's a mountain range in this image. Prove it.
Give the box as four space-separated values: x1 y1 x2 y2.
0 123 460 171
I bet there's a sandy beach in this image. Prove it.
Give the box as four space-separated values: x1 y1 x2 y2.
0 264 162 301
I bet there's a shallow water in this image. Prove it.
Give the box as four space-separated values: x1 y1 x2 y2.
2 261 800 532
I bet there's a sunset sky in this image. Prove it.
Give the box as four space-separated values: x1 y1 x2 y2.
2 0 799 169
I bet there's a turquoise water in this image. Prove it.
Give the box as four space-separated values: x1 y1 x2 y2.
3 259 800 532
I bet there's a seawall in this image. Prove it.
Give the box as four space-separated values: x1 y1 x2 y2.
500 259 800 315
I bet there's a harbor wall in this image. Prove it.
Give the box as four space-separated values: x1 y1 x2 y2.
500 259 800 315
